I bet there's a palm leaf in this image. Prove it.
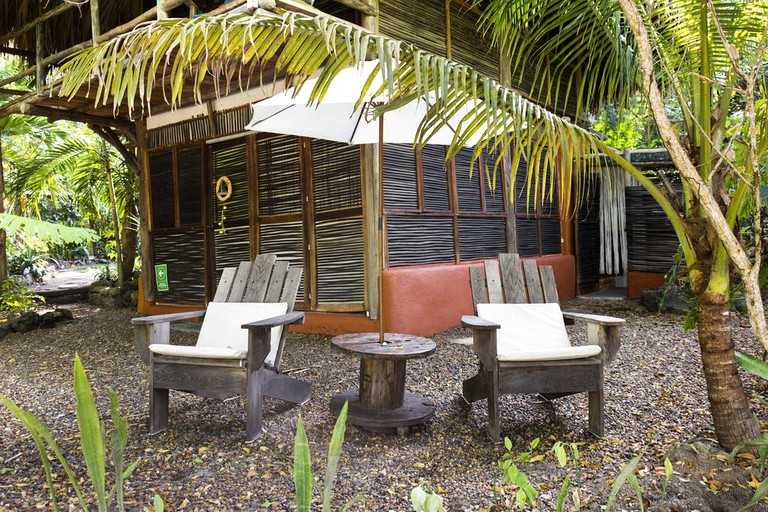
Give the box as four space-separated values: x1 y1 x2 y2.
0 213 99 246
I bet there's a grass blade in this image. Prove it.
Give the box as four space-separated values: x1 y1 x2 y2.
605 455 641 512
322 401 348 511
74 354 107 512
293 415 313 512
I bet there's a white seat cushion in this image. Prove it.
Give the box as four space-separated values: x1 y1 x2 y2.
149 344 247 359
476 303 601 362
149 302 289 366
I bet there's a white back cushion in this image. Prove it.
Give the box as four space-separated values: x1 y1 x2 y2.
197 302 288 365
477 303 570 353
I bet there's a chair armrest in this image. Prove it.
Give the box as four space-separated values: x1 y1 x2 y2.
562 311 623 366
561 311 625 326
242 311 305 330
461 315 500 330
131 310 206 325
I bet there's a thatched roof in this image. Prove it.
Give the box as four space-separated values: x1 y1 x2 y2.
0 0 225 65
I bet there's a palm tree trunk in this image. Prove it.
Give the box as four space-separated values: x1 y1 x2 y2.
119 193 138 281
697 291 760 451
103 142 124 289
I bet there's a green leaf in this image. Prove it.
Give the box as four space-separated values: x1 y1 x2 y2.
740 477 768 511
736 350 768 381
0 392 87 509
556 475 571 512
74 354 107 512
664 458 673 480
0 213 99 247
606 455 641 512
322 401 348 511
293 415 313 512
0 393 60 511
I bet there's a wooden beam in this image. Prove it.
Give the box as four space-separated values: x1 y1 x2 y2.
0 88 29 96
90 0 101 43
0 47 34 58
335 0 378 15
18 104 135 132
0 1 76 47
0 7 159 91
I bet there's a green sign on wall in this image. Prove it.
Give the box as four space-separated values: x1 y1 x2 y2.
155 264 169 292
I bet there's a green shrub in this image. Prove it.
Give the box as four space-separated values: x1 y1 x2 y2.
0 276 43 313
0 354 148 511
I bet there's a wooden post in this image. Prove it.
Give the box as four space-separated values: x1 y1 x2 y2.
90 0 101 44
136 119 156 303
35 24 45 96
157 0 170 19
358 359 406 410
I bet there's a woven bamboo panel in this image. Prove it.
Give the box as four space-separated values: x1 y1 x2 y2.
315 217 365 303
577 185 601 286
257 137 303 216
455 147 482 212
311 140 362 212
483 146 506 213
152 229 206 304
148 151 175 230
383 144 419 209
540 219 562 255
516 219 539 257
458 216 507 261
379 0 447 57
148 117 210 149
626 186 679 272
214 224 251 279
387 215 455 266
259 221 306 302
449 3 499 79
422 145 451 211
177 146 204 226
212 142 249 222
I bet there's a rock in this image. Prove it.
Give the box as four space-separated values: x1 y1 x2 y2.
658 285 691 314
0 323 10 341
53 308 74 321
10 312 40 333
640 289 661 312
39 311 58 328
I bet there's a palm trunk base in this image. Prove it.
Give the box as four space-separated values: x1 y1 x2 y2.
698 297 760 451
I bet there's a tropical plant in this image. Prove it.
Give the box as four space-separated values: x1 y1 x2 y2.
55 2 768 450
293 401 359 511
8 128 138 288
410 483 446 512
0 276 42 313
0 354 143 511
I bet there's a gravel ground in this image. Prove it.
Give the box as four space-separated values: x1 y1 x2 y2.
1 299 767 511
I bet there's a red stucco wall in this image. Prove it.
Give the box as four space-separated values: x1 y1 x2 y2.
627 271 666 299
139 254 577 336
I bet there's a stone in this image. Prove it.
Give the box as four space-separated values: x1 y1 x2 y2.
39 311 57 328
10 312 40 333
658 285 692 314
640 289 661 312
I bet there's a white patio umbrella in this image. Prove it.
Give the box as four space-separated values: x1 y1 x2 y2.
246 59 477 145
245 60 481 342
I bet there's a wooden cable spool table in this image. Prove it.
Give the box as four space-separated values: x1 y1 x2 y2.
329 332 436 434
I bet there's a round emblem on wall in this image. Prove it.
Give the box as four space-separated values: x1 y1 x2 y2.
215 176 232 202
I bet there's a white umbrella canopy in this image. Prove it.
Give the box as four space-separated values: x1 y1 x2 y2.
246 60 477 146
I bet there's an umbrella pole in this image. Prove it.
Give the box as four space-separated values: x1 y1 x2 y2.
378 115 385 344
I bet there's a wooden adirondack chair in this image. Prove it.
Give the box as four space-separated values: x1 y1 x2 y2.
131 254 309 441
463 253 624 441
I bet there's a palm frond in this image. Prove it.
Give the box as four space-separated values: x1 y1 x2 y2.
0 213 99 246
58 9 614 216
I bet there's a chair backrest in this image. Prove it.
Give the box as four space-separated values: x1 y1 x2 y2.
469 253 560 314
477 303 570 351
210 254 303 370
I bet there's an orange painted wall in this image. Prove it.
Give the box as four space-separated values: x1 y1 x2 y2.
627 271 666 299
138 255 577 337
